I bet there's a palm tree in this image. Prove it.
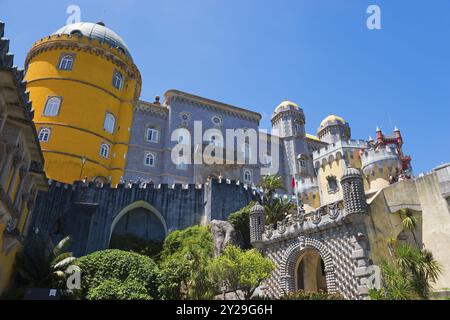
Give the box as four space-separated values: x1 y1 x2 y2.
394 244 443 299
399 208 419 247
16 235 74 288
258 175 285 204
264 198 295 225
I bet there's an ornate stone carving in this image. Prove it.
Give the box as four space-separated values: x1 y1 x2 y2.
277 219 287 234
328 202 341 220
311 208 322 225
264 224 274 239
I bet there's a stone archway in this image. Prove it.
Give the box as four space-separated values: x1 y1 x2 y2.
109 201 168 246
295 249 327 292
280 237 337 294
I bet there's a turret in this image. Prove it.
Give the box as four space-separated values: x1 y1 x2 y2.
341 167 367 214
317 114 351 144
250 202 265 245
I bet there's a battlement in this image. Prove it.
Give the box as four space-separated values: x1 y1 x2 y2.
296 176 319 194
313 140 368 160
361 145 401 173
47 177 261 195
261 200 348 243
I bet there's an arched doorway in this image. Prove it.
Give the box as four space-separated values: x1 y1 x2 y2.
109 201 168 255
295 249 327 292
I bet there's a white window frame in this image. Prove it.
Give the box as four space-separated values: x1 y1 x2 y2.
144 152 156 167
146 128 159 143
103 112 116 134
243 169 252 183
58 54 74 71
112 70 123 90
263 154 272 167
38 128 51 142
100 143 110 159
43 96 62 116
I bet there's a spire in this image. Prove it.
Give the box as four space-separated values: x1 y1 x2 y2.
376 126 381 132
394 126 399 132
368 136 374 141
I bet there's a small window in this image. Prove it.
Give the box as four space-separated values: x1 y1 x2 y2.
242 143 251 163
38 128 51 142
144 152 155 167
100 143 110 159
147 128 159 143
295 123 303 135
326 175 339 194
243 170 252 183
43 97 61 116
103 113 116 134
299 159 306 168
58 54 74 71
112 70 123 90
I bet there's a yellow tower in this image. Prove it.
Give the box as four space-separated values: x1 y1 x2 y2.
24 22 141 185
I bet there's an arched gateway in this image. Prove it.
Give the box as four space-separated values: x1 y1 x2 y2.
280 237 337 294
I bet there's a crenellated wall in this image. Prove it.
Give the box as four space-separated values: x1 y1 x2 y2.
28 178 259 257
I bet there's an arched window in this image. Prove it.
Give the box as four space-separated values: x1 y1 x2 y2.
242 142 251 163
243 169 252 183
144 152 155 167
43 97 61 116
100 143 110 159
103 113 116 134
38 128 51 142
146 127 159 143
58 54 74 70
112 70 123 90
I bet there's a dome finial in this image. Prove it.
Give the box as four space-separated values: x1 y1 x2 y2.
96 21 105 27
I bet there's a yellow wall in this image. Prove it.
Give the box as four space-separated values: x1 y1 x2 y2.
25 35 140 185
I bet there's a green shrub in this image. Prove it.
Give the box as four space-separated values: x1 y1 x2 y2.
280 290 344 300
74 249 159 300
109 233 163 260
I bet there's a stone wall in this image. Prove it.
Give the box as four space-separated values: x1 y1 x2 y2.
28 178 259 257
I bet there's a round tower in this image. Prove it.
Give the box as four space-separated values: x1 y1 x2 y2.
317 114 351 144
341 167 367 214
250 202 265 244
25 22 142 185
270 100 305 138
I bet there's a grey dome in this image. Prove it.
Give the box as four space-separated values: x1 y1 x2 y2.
53 22 132 60
251 203 265 213
342 167 362 179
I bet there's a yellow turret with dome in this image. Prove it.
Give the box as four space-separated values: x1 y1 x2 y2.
25 22 142 185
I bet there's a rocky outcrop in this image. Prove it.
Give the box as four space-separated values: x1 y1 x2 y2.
209 220 239 257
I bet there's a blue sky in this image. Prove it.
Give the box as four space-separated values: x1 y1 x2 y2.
1 0 449 174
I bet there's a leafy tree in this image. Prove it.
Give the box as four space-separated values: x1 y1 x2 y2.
209 245 275 300
158 225 215 300
74 249 160 300
370 244 443 300
228 202 255 249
